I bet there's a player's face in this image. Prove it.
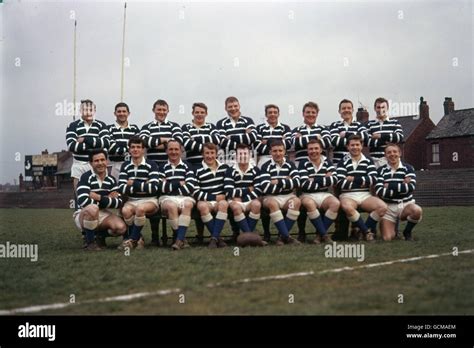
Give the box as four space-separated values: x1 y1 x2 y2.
91 153 108 175
271 145 285 163
129 143 145 159
375 102 389 120
114 107 129 124
266 107 279 126
153 104 169 122
203 148 217 166
347 140 362 157
303 107 318 126
167 142 181 162
192 106 207 125
225 101 241 119
81 104 95 123
339 102 353 122
385 146 401 166
307 143 322 161
236 148 250 165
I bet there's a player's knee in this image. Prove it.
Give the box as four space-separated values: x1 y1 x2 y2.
340 200 352 212
135 206 146 216
251 200 261 211
167 203 178 215
291 198 301 209
183 201 194 210
121 206 133 218
217 200 228 211
230 202 241 214
116 221 127 235
330 199 341 212
412 205 423 219
84 205 99 218
265 200 278 211
197 201 208 213
302 197 316 211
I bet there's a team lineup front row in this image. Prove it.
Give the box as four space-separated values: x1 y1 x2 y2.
73 135 422 251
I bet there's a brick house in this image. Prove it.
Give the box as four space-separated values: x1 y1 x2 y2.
426 97 474 170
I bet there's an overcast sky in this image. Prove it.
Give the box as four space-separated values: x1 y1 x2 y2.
1 0 473 184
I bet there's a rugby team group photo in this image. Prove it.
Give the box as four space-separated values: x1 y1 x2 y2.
68 96 422 251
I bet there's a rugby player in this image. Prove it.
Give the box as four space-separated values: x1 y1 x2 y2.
337 135 387 241
224 144 265 244
107 102 139 180
367 97 404 168
158 140 197 250
299 139 340 244
260 140 301 245
182 102 221 170
375 143 422 241
74 149 126 251
194 143 230 248
118 137 160 250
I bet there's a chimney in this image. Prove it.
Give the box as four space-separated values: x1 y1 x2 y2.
419 97 429 119
443 97 455 115
356 107 369 124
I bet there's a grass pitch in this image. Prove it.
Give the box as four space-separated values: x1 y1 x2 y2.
0 207 473 315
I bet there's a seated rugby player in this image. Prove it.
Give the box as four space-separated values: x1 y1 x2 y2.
74 149 126 251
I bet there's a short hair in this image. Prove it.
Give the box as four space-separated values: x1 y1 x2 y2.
265 104 280 115
347 134 363 144
192 102 208 112
80 99 95 109
302 101 319 113
152 99 169 110
89 149 107 162
225 96 239 106
384 143 401 153
339 99 353 110
236 143 250 151
165 139 182 151
128 136 145 148
374 97 389 108
270 140 285 149
308 139 324 148
115 102 130 112
202 142 218 153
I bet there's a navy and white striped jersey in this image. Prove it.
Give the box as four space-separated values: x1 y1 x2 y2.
118 158 160 198
336 155 378 192
329 120 368 165
255 122 292 156
158 160 197 197
107 123 140 162
139 119 184 164
215 116 258 151
182 122 221 166
76 170 122 209
366 119 404 158
194 161 230 201
298 156 338 193
291 124 332 162
66 119 110 162
375 161 416 203
224 164 262 202
260 159 300 195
